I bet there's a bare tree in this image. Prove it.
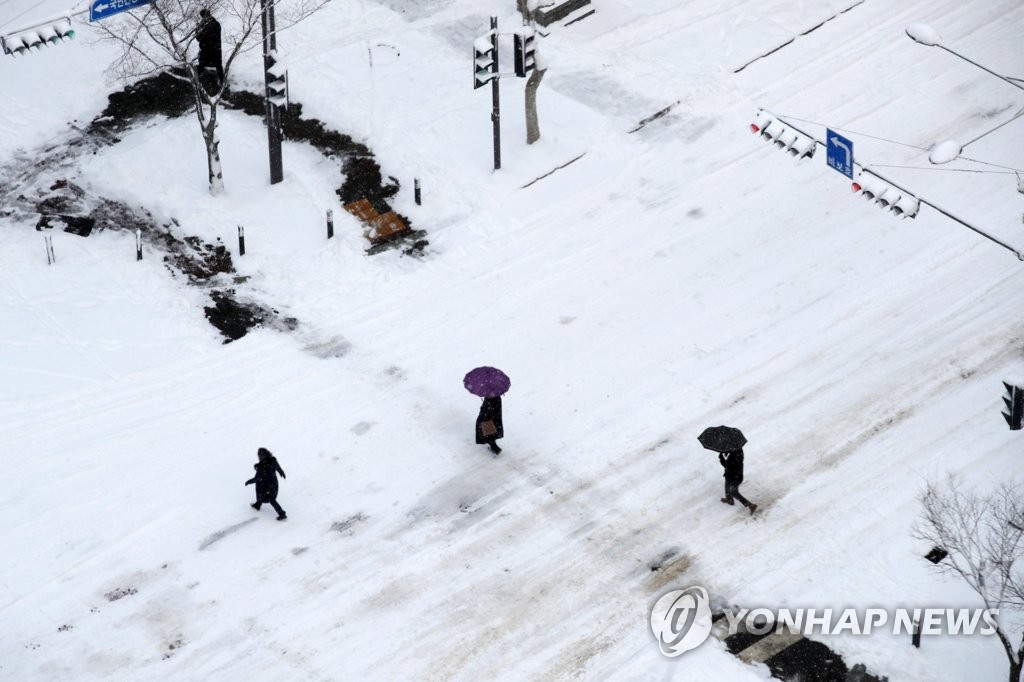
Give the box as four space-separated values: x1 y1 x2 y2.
517 0 548 145
915 477 1024 682
94 0 325 194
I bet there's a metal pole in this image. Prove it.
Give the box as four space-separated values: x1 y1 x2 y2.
490 16 501 171
238 225 246 256
938 45 1024 93
414 178 421 205
327 209 334 239
261 0 283 184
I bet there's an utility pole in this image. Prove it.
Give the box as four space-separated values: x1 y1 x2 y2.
489 16 501 170
261 0 283 184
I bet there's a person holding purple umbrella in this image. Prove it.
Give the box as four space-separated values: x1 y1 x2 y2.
475 396 504 454
464 366 510 456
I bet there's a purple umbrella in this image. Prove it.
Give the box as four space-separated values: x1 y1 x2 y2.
464 366 511 398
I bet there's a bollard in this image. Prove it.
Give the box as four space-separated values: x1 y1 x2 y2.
414 178 421 205
911 619 921 648
44 234 55 265
238 225 246 256
327 209 334 239
135 229 143 261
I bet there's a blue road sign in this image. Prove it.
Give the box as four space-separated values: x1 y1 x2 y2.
90 0 153 22
826 129 854 178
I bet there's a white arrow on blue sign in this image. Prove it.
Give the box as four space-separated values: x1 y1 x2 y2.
90 0 153 22
826 129 854 179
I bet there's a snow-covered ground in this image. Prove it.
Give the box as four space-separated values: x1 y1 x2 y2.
2 0 1022 679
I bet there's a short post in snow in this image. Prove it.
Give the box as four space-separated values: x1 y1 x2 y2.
911 618 921 648
44 234 55 265
414 178 422 205
135 229 143 261
327 209 334 239
238 225 246 256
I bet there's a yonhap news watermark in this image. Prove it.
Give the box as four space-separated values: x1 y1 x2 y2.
650 585 999 658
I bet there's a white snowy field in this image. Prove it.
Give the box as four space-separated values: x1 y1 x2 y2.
1 0 1023 680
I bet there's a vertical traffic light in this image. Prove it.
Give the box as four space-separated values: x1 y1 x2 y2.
1003 381 1023 430
265 49 288 108
513 28 536 78
473 33 496 89
2 18 74 56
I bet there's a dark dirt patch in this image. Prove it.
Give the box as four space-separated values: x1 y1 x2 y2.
204 290 298 343
330 513 368 535
88 71 194 138
104 587 138 602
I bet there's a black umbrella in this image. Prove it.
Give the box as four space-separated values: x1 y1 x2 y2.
698 425 747 453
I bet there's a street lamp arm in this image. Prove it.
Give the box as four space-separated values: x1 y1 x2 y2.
936 44 1024 93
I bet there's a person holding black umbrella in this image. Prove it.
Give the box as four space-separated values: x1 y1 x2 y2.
698 425 757 515
719 448 757 515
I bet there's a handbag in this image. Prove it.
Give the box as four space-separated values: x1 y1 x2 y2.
480 420 497 437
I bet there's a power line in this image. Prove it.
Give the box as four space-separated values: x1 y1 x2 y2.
871 164 1019 175
778 111 1024 174
775 113 927 151
0 0 52 31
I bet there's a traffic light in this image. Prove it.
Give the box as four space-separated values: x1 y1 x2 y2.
1003 381 1023 430
513 28 536 78
265 49 288 108
2 18 74 56
851 173 920 218
750 110 816 159
473 33 496 89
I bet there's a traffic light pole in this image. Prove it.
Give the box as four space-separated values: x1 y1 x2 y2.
489 16 501 171
261 0 284 184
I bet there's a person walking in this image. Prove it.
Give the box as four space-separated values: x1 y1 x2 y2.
719 448 757 515
196 9 223 88
476 396 504 455
245 447 287 520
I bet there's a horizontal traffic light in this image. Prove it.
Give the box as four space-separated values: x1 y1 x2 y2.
750 110 815 159
851 173 920 218
2 19 74 56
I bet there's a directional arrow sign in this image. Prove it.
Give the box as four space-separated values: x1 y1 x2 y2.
90 0 152 22
826 129 854 179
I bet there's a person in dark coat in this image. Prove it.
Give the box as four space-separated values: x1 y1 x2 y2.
475 396 504 455
719 448 757 515
196 9 223 87
245 447 287 520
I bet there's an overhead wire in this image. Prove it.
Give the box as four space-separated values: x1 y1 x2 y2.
777 111 1024 175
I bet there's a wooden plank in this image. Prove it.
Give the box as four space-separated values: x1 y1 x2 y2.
343 198 379 222
367 211 409 243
